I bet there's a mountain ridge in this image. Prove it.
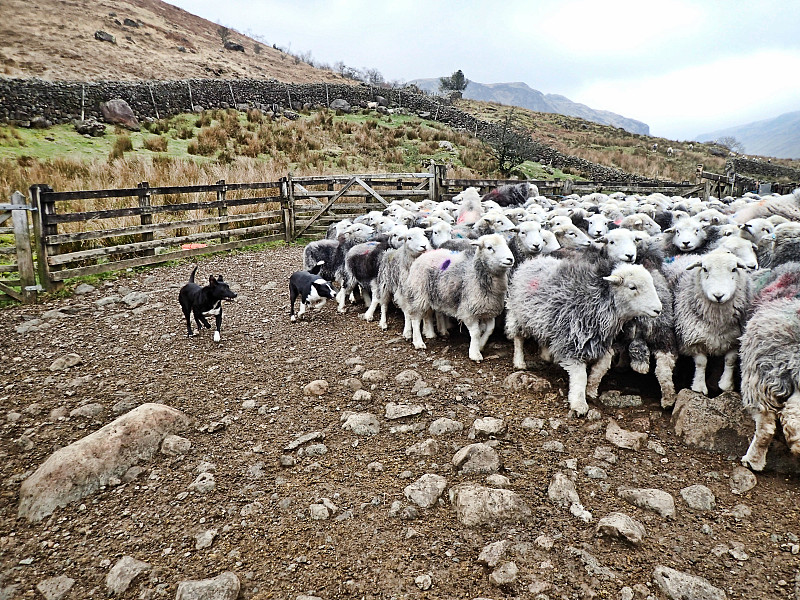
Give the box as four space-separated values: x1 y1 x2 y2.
697 111 800 159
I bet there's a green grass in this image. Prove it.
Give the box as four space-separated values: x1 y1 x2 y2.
512 160 588 181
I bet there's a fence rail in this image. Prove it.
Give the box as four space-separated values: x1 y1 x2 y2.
0 164 761 303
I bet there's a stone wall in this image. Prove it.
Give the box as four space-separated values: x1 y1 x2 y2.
728 157 800 183
0 77 664 183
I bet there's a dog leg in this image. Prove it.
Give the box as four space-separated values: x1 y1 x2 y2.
214 312 222 343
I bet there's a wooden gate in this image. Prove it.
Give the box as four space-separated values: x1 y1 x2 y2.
290 169 439 240
0 191 37 303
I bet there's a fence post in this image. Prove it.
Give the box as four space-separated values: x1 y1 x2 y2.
11 191 36 303
217 179 229 243
286 173 296 241
30 184 60 292
428 161 438 203
280 178 291 243
138 182 155 257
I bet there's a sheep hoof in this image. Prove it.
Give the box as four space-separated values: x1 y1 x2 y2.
513 362 527 371
360 313 373 322
660 394 676 409
586 387 599 400
379 323 388 331
413 341 427 350
469 353 483 362
691 383 709 396
630 360 649 375
337 307 347 314
741 454 766 472
568 402 589 418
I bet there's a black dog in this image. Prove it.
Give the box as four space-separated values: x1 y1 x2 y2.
289 262 336 322
178 265 237 341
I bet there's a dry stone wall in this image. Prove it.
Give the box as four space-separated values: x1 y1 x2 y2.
728 157 800 183
0 77 661 183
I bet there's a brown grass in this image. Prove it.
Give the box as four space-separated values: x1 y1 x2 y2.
143 135 168 152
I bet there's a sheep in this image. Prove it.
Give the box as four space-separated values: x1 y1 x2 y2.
507 221 546 270
586 213 613 238
620 213 661 236
303 223 373 285
425 221 453 248
663 216 722 255
337 236 390 312
739 297 800 471
505 256 662 416
402 234 514 362
666 146 674 156
481 182 534 207
454 187 484 225
716 235 758 271
550 222 592 250
673 249 753 396
362 227 431 329
739 218 774 244
766 222 800 268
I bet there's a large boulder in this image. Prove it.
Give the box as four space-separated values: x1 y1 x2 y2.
100 98 140 130
671 389 800 473
18 403 191 522
330 98 351 113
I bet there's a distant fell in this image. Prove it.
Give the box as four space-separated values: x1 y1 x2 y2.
410 78 650 135
697 111 800 160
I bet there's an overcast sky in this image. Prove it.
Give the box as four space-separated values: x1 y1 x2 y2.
168 0 800 140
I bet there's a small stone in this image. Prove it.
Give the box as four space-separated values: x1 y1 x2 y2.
599 390 642 407
647 440 667 455
406 438 439 456
69 402 103 418
652 566 725 600
521 417 545 431
341 412 380 436
121 291 149 308
299 443 327 456
414 574 432 590
542 440 565 453
352 389 372 402
594 446 617 464
535 534 554 550
361 369 386 383
606 418 648 450
486 474 510 488
367 461 384 473
175 571 239 600
452 443 501 474
730 466 757 495
188 472 216 494
36 575 74 600
106 555 151 596
303 380 329 396
503 371 550 392
385 402 424 420
680 484 716 511
548 471 580 508
74 283 96 295
729 542 749 561
596 512 646 545
429 417 463 436
49 353 82 371
280 455 296 467
617 487 675 519
470 416 506 437
284 431 324 451
395 370 421 385
478 540 512 568
309 504 330 520
195 529 218 549
404 474 447 508
161 434 191 456
489 561 518 586
584 466 608 479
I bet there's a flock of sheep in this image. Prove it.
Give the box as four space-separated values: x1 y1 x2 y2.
301 182 800 472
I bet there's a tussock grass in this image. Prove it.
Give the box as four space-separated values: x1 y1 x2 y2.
143 135 168 152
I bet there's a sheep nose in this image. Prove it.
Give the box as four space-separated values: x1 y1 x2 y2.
681 241 691 248
713 293 724 302
626 254 635 261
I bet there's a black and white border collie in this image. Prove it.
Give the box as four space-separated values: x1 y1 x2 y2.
289 262 336 322
178 265 237 342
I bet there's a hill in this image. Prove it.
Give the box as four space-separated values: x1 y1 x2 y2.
697 111 800 160
0 0 344 83
410 78 650 135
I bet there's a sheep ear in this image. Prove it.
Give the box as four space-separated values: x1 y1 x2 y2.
736 261 747 270
634 219 642 226
469 239 482 247
686 261 702 270
603 275 623 285
751 242 758 251
739 223 747 230
596 236 608 245
664 227 674 234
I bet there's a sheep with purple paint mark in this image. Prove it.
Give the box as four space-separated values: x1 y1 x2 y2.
401 233 514 362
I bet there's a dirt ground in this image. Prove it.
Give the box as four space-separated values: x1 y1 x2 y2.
2 245 800 600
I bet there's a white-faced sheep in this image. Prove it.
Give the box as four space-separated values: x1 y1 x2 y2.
454 187 484 225
586 213 614 239
620 213 661 236
739 297 800 471
402 234 514 361
663 216 723 255
550 223 592 250
362 227 431 330
673 248 753 396
337 236 390 312
507 221 547 270
505 256 662 416
303 223 373 284
425 221 454 248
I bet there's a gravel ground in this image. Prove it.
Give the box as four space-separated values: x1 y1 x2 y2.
2 245 800 600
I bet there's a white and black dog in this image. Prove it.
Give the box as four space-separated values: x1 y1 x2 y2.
178 265 237 341
289 262 336 322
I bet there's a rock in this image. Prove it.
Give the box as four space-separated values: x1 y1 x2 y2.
470 416 506 437
429 417 463 436
385 402 424 420
121 291 149 308
489 561 518 586
352 389 371 402
597 512 646 545
16 318 49 334
606 418 648 450
74 283 96 295
486 474 510 488
730 466 757 495
652 566 726 600
395 369 421 385
94 30 116 44
404 474 447 508
303 380 329 396
406 438 439 456
100 99 139 130
452 443 501 474
414 574 432 590
123 17 139 27
188 472 216 494
567 546 616 580
671 389 755 457
503 371 550 392
161 434 191 455
36 576 74 600
18 403 190 522
224 40 245 52
284 431 324 451
310 503 330 520
680 484 716 510
598 390 643 407
106 555 151 595
195 529 217 550
70 402 103 418
548 471 580 508
477 540 511 567
594 446 617 464
341 412 380 436
584 466 607 479
542 440 565 453
74 118 106 136
617 487 676 519
330 98 351 112
449 483 532 527
49 353 82 371
175 571 240 600
362 369 386 383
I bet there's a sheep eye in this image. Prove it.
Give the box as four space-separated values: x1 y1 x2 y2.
628 284 638 291
701 267 708 273
731 267 737 273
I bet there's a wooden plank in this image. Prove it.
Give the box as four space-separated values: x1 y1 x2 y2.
293 177 360 240
0 264 19 272
291 189 428 199
0 280 22 301
49 233 286 281
48 222 284 266
293 173 432 185
46 196 282 225
353 177 387 207
0 212 13 225
45 209 284 244
42 182 280 202
0 247 17 255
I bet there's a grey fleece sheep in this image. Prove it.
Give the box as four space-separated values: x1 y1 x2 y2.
673 248 753 396
739 297 800 471
505 256 662 416
402 234 514 362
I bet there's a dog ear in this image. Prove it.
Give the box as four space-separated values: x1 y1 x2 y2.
217 275 225 282
209 275 218 286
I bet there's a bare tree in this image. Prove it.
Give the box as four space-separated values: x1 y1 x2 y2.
716 136 746 154
217 25 231 44
363 67 385 86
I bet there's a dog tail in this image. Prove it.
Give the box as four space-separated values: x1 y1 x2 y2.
189 265 199 283
308 260 325 275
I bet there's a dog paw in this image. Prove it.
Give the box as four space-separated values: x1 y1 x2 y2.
290 315 297 323
213 331 221 343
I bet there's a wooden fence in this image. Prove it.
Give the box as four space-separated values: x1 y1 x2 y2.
0 192 36 303
0 166 706 301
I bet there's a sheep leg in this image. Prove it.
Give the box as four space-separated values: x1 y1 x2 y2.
436 312 451 338
513 336 527 370
540 345 552 362
478 318 495 350
741 406 777 471
422 310 437 339
654 351 677 408
362 294 380 322
560 359 589 417
410 316 427 350
780 390 800 457
691 354 709 395
586 350 614 399
336 286 350 313
718 349 738 392
361 286 372 308
464 318 485 362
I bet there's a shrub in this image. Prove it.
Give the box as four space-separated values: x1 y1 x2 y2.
109 134 133 159
195 126 227 155
176 126 194 140
247 109 263 123
195 112 212 128
143 135 168 152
